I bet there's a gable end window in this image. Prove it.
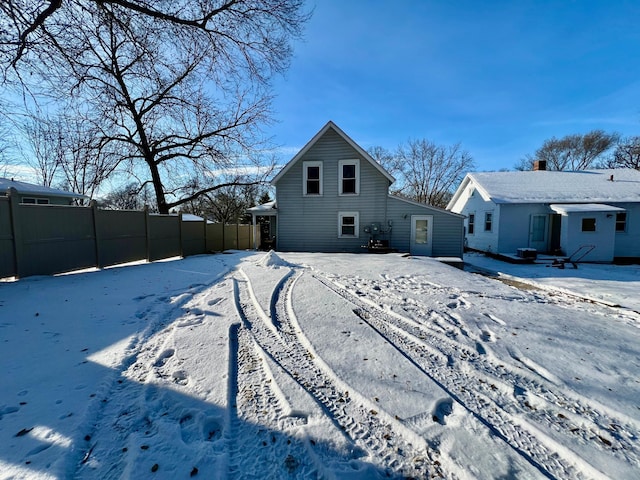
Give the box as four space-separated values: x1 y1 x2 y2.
338 211 359 238
582 218 596 232
339 159 360 195
303 161 323 196
616 212 627 232
468 213 475 235
484 212 493 232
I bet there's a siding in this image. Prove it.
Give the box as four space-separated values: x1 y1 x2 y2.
386 197 463 257
455 191 500 253
610 202 640 259
276 127 390 253
497 204 556 253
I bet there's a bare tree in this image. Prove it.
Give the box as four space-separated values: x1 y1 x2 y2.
1 1 309 213
20 109 118 198
181 182 260 223
370 140 474 208
99 181 156 210
603 136 640 170
516 130 619 171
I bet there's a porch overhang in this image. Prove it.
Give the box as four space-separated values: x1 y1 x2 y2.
549 203 625 215
247 201 277 250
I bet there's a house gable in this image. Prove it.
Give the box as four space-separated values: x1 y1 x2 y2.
272 121 394 187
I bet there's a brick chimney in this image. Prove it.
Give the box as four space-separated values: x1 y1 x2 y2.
533 160 547 171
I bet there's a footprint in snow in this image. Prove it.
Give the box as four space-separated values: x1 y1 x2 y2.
475 342 487 355
172 370 189 385
432 398 454 425
207 297 223 306
154 348 175 368
483 312 506 326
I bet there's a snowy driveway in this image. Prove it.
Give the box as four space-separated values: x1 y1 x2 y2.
1 252 639 479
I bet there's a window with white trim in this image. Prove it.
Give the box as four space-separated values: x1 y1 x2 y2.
484 212 493 232
616 212 627 232
338 211 359 238
303 161 323 196
468 213 475 234
339 159 359 195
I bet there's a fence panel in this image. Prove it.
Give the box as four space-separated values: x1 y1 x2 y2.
0 197 16 278
206 223 224 252
17 204 96 277
96 209 147 267
182 219 207 257
148 214 181 261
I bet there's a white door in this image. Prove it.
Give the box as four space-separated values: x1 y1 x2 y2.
410 215 433 256
529 214 548 251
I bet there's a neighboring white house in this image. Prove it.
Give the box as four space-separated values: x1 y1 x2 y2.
0 177 87 205
447 168 640 262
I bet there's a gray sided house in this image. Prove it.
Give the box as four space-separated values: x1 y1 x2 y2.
1 177 87 205
447 168 640 263
253 121 464 257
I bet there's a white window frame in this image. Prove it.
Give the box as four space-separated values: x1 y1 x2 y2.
616 212 627 233
484 211 493 232
303 161 323 196
467 212 475 235
338 159 360 195
338 211 359 238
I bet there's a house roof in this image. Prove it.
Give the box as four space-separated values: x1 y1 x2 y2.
271 121 395 185
0 177 88 200
448 168 640 207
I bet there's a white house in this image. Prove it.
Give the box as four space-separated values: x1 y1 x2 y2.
0 177 87 205
447 168 640 263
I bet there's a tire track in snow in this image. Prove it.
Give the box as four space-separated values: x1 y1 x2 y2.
234 269 445 479
332 272 640 469
224 314 323 479
313 273 615 480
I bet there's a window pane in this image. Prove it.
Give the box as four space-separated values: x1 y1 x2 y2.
343 164 355 178
342 179 356 194
341 226 355 235
531 216 546 242
342 216 355 225
616 212 627 232
307 166 319 180
415 219 428 244
306 180 319 194
582 218 596 232
484 212 492 231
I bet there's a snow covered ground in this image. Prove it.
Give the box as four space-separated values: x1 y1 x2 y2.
1 251 639 479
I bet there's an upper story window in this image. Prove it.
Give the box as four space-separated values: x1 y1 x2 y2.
339 159 360 195
484 212 493 232
616 212 627 232
303 161 323 196
582 218 596 232
468 213 475 234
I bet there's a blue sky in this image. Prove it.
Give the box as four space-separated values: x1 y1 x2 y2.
268 0 640 171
